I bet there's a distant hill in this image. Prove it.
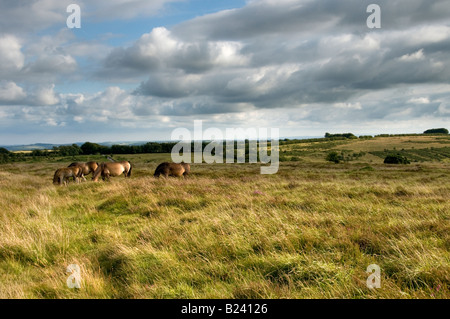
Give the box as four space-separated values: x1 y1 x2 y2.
0 141 161 152
0 143 76 152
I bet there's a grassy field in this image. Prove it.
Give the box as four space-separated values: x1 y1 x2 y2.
0 136 449 298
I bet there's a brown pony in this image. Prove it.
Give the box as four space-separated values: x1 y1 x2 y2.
53 166 83 185
68 161 99 181
92 161 132 181
154 162 190 178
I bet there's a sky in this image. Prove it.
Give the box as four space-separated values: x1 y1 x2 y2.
0 0 449 145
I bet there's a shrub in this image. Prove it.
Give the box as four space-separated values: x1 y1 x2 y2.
384 154 410 164
0 153 10 164
326 151 340 163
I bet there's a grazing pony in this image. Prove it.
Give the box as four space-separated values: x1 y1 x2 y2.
154 162 190 178
53 166 83 186
68 161 99 181
92 161 132 181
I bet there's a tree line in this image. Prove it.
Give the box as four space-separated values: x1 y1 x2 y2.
0 141 265 163
19 142 181 157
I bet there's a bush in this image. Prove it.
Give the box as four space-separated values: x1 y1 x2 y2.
325 132 357 139
423 128 449 134
58 144 82 156
326 152 340 163
384 154 410 164
0 153 10 164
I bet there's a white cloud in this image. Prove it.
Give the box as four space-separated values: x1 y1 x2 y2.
437 102 450 115
0 81 26 103
407 25 450 46
400 49 425 62
35 85 60 106
0 35 24 71
102 27 249 76
407 97 430 104
27 54 78 74
333 102 362 110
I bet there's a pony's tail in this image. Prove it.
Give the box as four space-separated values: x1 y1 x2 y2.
127 162 132 177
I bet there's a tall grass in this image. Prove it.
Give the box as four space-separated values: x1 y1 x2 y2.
0 154 449 299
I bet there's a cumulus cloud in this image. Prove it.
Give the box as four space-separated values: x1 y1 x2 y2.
101 27 249 79
400 49 425 62
408 97 430 104
115 0 449 117
0 81 27 104
25 54 77 75
33 85 60 106
333 102 362 110
0 35 25 71
0 82 61 107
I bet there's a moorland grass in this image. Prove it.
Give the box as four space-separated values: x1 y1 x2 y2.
0 139 449 299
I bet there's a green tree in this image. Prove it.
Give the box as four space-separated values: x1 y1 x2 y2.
324 133 357 139
423 128 449 134
56 144 82 156
81 142 109 155
31 149 44 156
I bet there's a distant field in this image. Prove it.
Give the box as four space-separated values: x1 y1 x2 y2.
280 135 450 163
0 136 449 298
